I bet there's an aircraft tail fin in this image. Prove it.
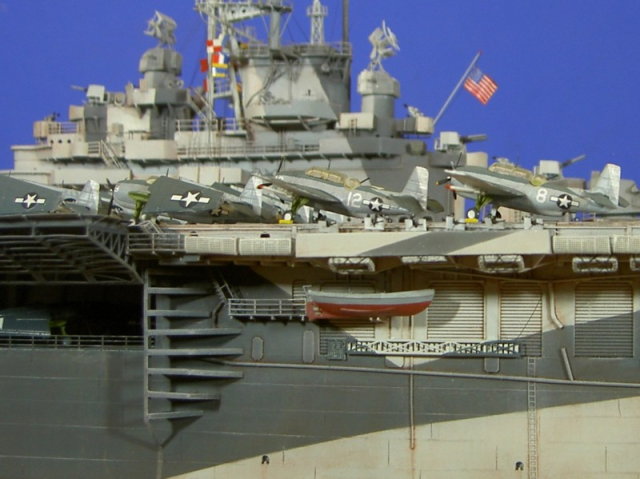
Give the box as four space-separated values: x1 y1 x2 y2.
240 176 263 215
80 180 100 213
591 163 621 204
401 166 429 211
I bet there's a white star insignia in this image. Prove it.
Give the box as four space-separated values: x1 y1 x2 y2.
15 193 46 209
550 193 579 211
170 191 211 208
364 196 388 212
557 195 571 209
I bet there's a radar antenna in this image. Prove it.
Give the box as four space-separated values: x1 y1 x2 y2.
308 0 328 45
144 11 177 47
367 21 399 71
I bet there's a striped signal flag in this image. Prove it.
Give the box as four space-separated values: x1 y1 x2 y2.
464 67 498 105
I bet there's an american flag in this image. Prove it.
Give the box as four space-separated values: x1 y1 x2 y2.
464 67 498 105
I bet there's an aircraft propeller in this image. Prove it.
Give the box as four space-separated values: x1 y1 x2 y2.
436 176 456 199
106 179 116 216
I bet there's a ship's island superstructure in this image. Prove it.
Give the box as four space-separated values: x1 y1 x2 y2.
1 2 640 479
11 0 468 207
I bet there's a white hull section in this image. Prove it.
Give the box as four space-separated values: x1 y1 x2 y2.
172 396 640 479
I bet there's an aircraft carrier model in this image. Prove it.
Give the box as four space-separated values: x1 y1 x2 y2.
1 2 640 478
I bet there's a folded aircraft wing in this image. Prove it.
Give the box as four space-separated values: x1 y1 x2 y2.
0 175 64 214
445 168 526 199
266 177 342 206
143 176 224 218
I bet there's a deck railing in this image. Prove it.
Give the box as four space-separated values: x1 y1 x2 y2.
128 233 184 254
229 298 307 320
176 142 320 158
175 117 245 132
47 121 79 135
0 335 144 350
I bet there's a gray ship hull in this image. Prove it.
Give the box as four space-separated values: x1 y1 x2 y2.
1 332 639 478
1 215 640 478
2 1 640 477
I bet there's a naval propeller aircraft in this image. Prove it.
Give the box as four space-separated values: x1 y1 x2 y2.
443 159 640 219
106 178 156 220
0 175 100 215
258 166 443 222
140 176 285 223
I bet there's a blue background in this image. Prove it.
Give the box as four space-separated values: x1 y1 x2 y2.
1 0 639 183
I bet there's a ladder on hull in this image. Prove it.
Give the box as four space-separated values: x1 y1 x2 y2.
527 357 539 479
143 268 243 422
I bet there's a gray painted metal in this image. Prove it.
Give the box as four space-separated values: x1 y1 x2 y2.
500 283 543 356
575 282 634 357
1 1 640 478
426 282 484 341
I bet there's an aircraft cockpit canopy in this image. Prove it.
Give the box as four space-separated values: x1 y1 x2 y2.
305 168 360 189
488 161 547 186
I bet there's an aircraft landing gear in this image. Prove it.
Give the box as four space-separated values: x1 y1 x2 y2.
465 208 479 223
488 207 502 222
364 214 386 230
278 210 295 224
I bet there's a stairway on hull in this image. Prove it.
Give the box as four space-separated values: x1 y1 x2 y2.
143 268 243 422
